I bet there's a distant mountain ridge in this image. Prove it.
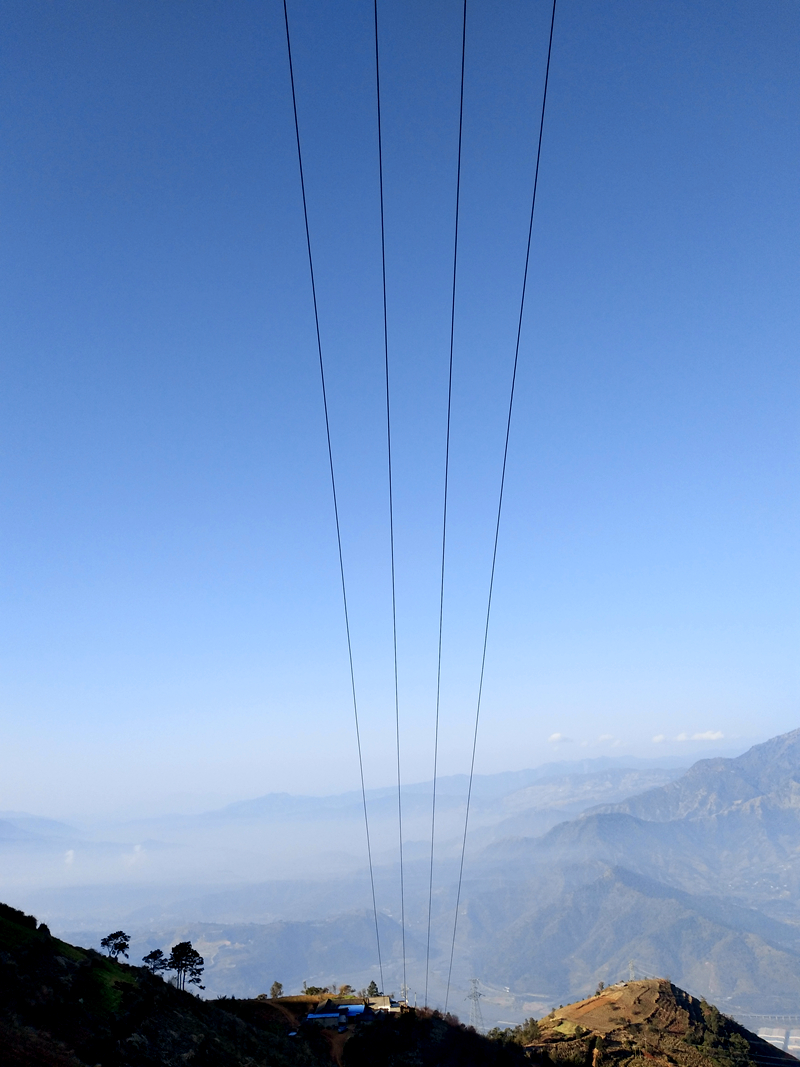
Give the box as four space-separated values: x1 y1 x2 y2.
210 754 695 821
589 728 800 822
462 727 800 1016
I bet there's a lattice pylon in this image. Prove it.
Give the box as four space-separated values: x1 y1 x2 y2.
466 978 484 1032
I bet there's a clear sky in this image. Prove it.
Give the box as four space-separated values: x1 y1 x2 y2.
2 0 799 818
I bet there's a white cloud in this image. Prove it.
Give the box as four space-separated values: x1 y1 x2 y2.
64 849 74 866
675 730 724 742
597 734 614 743
548 733 573 744
652 734 665 743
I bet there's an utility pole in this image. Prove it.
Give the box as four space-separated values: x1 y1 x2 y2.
466 978 484 1032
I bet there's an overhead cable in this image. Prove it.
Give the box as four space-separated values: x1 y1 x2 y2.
373 0 406 997
444 0 558 1012
425 0 468 1009
282 0 384 994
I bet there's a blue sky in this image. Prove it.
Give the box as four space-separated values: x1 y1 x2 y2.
1 0 799 817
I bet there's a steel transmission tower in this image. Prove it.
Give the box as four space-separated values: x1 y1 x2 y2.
466 978 484 1032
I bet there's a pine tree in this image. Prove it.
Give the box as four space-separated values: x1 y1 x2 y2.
100 931 130 960
167 941 205 991
142 948 168 974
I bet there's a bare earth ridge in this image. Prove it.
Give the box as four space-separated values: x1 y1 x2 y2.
530 979 796 1067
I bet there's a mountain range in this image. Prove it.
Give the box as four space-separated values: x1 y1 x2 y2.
5 731 800 1027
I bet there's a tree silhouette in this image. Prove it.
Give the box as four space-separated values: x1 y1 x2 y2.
270 981 283 998
100 931 130 960
367 980 379 997
167 941 204 990
142 948 168 975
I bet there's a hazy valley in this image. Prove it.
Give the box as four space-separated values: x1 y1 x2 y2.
5 732 800 1029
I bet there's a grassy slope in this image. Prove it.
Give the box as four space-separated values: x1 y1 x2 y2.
0 906 326 1066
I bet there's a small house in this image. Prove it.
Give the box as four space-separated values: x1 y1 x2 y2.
305 999 375 1032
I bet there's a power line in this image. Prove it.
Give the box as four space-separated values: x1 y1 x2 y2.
373 0 406 997
281 0 384 995
444 0 558 1012
425 0 468 1009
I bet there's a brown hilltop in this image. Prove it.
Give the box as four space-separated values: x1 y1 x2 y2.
546 978 692 1036
529 979 796 1067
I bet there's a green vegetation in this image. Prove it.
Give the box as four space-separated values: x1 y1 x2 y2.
0 900 531 1065
0 901 38 930
0 901 322 1065
682 1000 753 1067
342 1008 530 1066
101 928 131 959
487 1016 541 1045
143 947 168 974
140 940 205 988
303 982 331 995
167 939 205 990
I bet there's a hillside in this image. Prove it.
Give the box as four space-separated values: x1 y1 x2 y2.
527 979 797 1067
464 866 800 1015
1 900 790 1067
5 893 797 1067
0 900 525 1066
0 901 323 1066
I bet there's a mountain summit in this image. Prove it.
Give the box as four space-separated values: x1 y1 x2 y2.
531 979 795 1067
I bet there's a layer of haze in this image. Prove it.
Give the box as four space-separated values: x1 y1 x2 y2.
1 0 799 819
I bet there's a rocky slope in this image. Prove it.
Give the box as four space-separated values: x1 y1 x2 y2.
592 731 800 823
